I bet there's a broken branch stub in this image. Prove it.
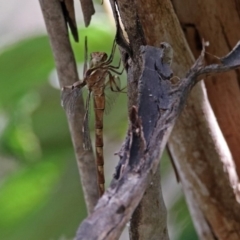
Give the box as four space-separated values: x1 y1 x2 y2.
79 0 95 27
76 42 240 240
60 0 95 42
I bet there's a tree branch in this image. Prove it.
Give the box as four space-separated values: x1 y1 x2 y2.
109 1 170 238
39 0 98 213
129 164 168 240
76 41 240 240
132 0 240 237
172 0 240 178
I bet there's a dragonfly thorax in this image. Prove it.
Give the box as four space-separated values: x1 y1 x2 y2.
86 69 107 92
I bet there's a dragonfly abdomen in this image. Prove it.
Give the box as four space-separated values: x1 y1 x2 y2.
93 94 105 196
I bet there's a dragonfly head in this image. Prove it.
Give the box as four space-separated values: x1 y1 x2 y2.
90 52 108 68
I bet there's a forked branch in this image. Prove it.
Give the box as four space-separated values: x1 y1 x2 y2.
76 42 240 239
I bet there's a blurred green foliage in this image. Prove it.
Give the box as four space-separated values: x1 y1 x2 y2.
0 19 197 240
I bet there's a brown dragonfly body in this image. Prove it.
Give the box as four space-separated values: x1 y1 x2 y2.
62 42 123 196
86 58 110 196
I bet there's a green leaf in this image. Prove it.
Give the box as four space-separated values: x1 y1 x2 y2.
0 36 54 106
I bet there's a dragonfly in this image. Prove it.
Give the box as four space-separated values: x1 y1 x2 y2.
61 37 124 197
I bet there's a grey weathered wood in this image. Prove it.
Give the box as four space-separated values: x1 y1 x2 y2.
109 1 171 238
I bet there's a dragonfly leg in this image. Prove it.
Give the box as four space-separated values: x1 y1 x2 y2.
90 60 122 73
117 85 127 93
104 39 117 65
107 73 127 93
108 66 124 75
106 58 121 70
62 80 86 91
108 58 128 75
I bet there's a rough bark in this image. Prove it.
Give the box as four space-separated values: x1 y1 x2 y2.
117 0 240 239
39 0 99 213
141 0 240 238
129 164 168 240
172 0 240 179
111 0 240 239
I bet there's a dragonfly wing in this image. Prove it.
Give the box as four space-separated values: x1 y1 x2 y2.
83 36 88 78
104 75 121 115
61 86 83 115
82 91 92 150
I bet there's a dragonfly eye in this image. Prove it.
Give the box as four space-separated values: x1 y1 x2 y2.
85 69 91 76
102 53 108 62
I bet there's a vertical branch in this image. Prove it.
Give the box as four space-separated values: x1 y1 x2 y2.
39 0 98 213
109 0 170 239
109 0 172 238
129 164 169 240
112 0 240 239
